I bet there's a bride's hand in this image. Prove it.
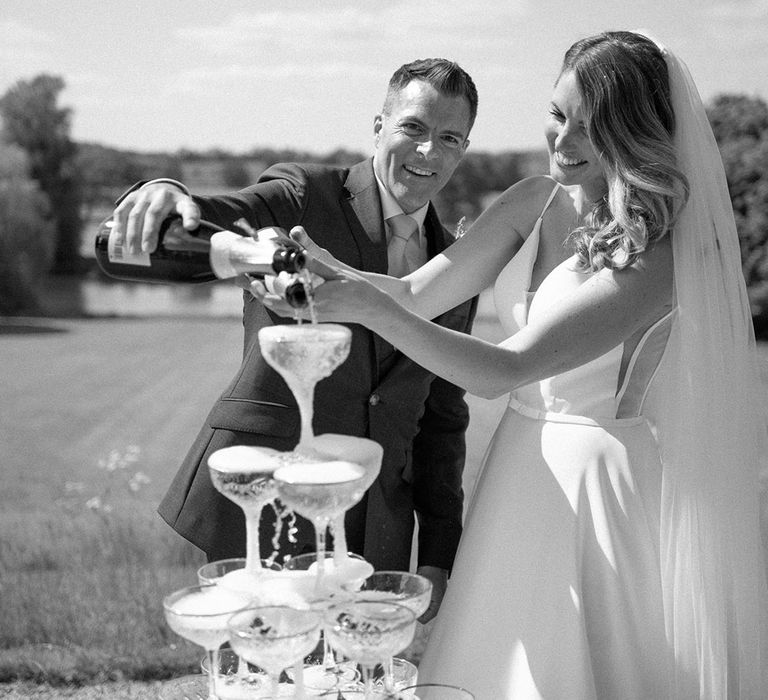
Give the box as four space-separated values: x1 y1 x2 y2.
239 266 386 326
289 226 354 279
307 269 383 325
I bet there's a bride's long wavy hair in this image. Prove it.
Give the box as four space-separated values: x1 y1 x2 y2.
562 31 689 271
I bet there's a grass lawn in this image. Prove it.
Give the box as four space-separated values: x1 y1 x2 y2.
1 316 244 689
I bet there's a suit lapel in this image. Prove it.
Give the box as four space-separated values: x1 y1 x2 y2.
341 160 388 275
424 203 454 258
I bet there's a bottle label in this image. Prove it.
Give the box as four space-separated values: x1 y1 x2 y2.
107 223 151 266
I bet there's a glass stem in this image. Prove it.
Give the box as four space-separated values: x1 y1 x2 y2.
292 658 306 697
383 655 395 692
235 653 249 679
313 520 327 596
269 672 281 699
292 385 315 449
361 664 375 700
322 630 337 671
206 649 219 700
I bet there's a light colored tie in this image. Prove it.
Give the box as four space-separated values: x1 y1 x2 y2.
387 214 420 278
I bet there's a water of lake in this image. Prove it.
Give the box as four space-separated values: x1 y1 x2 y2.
42 274 245 318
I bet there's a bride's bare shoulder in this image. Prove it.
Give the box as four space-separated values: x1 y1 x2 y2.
479 175 561 227
493 175 559 208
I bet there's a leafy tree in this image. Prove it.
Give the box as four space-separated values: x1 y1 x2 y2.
130 152 184 182
0 74 83 273
708 94 768 142
0 138 55 314
435 151 527 228
319 147 366 166
75 143 144 219
707 94 768 333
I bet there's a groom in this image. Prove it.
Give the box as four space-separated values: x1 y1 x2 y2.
111 57 478 620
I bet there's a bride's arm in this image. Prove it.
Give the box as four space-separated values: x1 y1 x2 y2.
287 176 551 319
304 236 673 399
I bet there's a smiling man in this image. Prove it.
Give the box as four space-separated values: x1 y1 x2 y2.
374 71 473 213
111 58 479 621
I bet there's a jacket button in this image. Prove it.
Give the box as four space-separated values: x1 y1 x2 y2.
368 393 380 406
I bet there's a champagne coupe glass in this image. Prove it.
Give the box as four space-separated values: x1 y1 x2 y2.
400 684 475 699
208 445 282 578
374 657 418 696
201 647 270 699
283 551 372 596
330 657 417 699
345 572 433 618
293 433 382 566
273 458 368 591
286 648 360 697
228 605 322 700
342 572 432 693
197 559 282 693
284 551 369 690
258 324 352 449
324 600 416 700
163 584 250 700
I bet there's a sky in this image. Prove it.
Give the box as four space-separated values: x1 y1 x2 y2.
2 0 767 157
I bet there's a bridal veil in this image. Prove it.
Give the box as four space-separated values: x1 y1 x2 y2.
643 34 768 698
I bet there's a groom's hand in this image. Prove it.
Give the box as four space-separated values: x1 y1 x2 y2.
416 565 448 623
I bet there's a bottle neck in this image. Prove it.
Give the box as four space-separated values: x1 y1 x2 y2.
209 230 305 279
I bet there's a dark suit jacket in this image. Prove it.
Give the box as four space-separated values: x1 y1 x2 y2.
156 158 478 572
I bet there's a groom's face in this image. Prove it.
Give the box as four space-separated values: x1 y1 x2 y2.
373 79 471 215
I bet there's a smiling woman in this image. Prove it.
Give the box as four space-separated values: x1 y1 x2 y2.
545 71 606 199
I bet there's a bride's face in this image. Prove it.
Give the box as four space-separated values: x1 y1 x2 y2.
545 70 607 201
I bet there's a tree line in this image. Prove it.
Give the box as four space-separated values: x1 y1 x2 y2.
2 74 768 336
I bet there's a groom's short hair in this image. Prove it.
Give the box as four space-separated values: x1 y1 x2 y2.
383 58 478 132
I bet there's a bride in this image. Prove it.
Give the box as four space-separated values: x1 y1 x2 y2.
249 31 768 699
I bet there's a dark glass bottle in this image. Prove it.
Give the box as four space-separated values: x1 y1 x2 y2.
94 216 306 284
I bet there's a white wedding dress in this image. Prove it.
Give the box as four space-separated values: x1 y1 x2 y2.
418 186 677 699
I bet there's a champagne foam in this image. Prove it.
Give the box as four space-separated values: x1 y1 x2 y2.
274 460 365 484
171 587 247 617
260 324 350 344
208 445 284 474
309 557 373 588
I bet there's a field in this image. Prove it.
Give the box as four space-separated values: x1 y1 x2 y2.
0 289 508 698
0 316 242 696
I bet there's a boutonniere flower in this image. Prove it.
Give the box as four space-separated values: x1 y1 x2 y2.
455 216 468 239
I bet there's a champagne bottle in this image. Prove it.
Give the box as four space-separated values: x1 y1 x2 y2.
94 215 306 284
